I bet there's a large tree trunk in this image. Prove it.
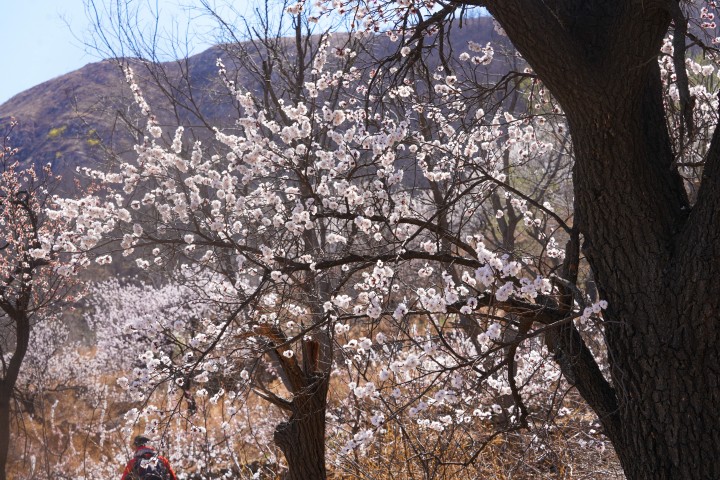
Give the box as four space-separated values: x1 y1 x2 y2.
566 70 720 478
273 377 328 480
0 387 10 480
481 1 720 478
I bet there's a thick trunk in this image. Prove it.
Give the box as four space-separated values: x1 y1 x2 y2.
0 387 10 480
273 379 327 480
570 97 720 479
480 2 720 478
566 67 720 480
610 327 720 480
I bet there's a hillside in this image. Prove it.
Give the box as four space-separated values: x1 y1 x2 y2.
0 17 504 186
0 46 229 184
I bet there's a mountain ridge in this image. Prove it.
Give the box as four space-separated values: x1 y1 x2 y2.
0 16 501 183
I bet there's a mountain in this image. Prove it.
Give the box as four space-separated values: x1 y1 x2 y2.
0 16 504 186
0 46 228 182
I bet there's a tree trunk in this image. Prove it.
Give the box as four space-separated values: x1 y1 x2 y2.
273 378 328 480
0 309 30 480
564 65 720 479
480 2 720 478
0 386 10 480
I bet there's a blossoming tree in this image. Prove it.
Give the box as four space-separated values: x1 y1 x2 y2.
315 1 720 479
61 3 619 476
45 0 720 478
0 125 87 480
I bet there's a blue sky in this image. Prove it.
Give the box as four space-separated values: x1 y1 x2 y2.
0 1 445 104
0 1 246 104
0 2 91 103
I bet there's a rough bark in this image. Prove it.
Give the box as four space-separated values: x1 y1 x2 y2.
273 374 328 480
0 388 10 480
0 310 30 480
476 1 720 478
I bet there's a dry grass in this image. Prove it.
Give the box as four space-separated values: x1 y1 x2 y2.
7 351 624 480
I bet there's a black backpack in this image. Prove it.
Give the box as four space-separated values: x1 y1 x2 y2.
132 447 170 480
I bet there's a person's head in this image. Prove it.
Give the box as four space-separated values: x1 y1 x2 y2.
133 435 152 448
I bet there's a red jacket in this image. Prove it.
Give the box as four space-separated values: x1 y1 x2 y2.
121 446 177 480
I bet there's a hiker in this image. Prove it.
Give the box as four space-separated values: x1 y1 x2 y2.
120 435 178 480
